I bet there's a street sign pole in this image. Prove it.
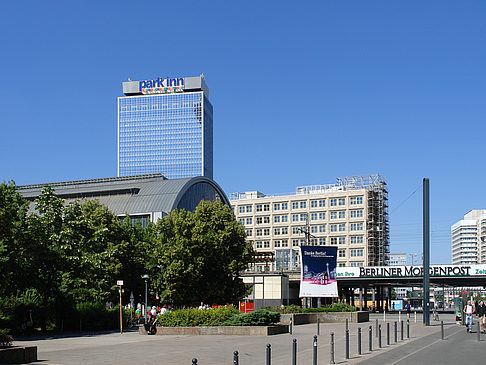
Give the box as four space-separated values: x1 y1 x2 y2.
117 280 124 334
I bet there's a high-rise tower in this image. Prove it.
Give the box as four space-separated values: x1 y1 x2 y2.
117 75 213 179
451 210 486 265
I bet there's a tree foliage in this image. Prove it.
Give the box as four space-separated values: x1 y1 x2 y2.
0 181 29 297
0 181 252 332
155 200 253 306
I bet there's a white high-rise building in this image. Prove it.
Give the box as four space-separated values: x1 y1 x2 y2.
451 210 486 265
387 253 408 298
387 253 407 266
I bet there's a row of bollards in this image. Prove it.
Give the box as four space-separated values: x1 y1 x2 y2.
191 318 413 364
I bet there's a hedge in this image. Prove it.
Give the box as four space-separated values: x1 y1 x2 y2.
265 303 357 313
157 307 239 327
156 307 281 327
222 309 280 326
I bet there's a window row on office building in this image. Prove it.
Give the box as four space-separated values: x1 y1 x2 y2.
230 175 390 270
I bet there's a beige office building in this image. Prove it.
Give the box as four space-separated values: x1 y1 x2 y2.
230 175 389 272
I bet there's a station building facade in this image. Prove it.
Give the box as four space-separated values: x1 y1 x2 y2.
18 173 229 225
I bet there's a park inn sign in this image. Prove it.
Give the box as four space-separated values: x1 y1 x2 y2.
336 264 486 279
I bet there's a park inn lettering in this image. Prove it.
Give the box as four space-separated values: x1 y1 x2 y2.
139 77 184 92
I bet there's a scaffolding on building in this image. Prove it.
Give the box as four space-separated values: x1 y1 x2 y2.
366 178 390 266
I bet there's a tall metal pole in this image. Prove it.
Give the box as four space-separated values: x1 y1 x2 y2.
423 178 430 326
143 275 149 325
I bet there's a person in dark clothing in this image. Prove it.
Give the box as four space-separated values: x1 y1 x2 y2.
476 300 486 334
406 302 412 318
144 312 157 335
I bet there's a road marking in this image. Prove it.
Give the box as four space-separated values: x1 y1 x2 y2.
389 327 464 365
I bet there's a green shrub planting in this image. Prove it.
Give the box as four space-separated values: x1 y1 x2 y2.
75 302 126 331
264 303 357 313
157 307 239 327
222 309 280 326
0 329 12 347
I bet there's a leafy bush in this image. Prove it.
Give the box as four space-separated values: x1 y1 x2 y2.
157 307 239 327
75 302 126 331
222 309 280 326
0 329 13 347
324 302 357 312
264 303 357 313
0 289 44 334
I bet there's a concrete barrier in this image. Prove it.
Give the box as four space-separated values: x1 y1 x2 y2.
144 325 288 336
280 311 368 325
0 346 37 364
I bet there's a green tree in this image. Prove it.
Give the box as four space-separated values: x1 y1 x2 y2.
22 186 66 330
59 199 127 303
155 200 253 306
0 181 29 297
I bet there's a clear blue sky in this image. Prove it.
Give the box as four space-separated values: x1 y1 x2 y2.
1 1 485 264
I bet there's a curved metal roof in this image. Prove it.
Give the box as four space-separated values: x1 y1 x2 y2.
18 174 230 216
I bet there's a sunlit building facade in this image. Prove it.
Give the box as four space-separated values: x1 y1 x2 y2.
230 175 389 272
452 210 486 265
117 75 213 179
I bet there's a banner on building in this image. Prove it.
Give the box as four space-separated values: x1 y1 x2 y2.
299 246 338 298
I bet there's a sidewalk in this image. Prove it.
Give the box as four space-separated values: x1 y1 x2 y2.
13 313 460 364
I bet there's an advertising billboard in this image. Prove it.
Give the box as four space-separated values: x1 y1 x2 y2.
299 246 338 298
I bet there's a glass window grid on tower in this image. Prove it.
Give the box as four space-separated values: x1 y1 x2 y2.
118 91 211 179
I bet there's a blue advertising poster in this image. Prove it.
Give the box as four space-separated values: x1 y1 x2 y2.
299 246 338 298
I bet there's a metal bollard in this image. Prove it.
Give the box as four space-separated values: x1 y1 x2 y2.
292 338 297 365
289 317 293 335
407 319 410 338
369 326 372 352
399 310 401 322
387 322 390 345
317 317 320 336
266 344 271 365
234 350 239 365
478 322 481 342
192 359 197 365
330 332 335 364
379 324 382 348
345 328 349 359
394 321 397 342
346 318 349 331
414 311 417 323
358 328 362 355
401 321 404 341
441 321 444 340
375 318 378 338
313 335 318 365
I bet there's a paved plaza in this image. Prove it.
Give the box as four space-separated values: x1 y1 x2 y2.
12 313 486 364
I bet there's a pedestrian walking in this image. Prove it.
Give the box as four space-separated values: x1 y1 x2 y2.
406 302 411 319
476 300 486 334
464 300 475 333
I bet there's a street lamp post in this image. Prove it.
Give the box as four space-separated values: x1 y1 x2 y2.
143 274 150 325
408 253 421 266
130 291 134 324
